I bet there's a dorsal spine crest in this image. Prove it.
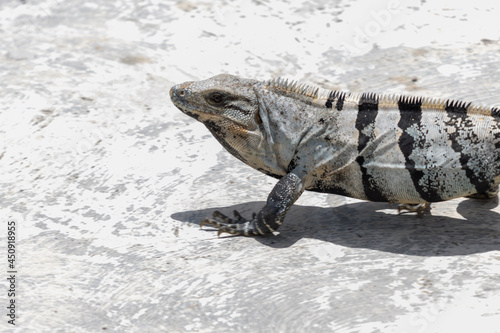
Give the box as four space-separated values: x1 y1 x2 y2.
264 78 498 118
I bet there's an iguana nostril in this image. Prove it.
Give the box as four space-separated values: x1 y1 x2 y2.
170 86 189 99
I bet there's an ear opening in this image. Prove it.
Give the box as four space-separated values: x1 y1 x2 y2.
255 110 262 125
253 84 275 146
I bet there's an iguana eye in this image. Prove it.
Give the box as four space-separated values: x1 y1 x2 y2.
208 93 225 104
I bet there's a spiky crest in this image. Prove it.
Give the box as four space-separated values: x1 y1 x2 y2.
264 77 498 117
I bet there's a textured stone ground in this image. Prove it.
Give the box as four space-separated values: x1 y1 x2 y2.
1 0 499 332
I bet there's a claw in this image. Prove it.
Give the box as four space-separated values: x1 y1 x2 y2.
233 210 244 221
212 210 232 223
198 210 261 236
199 218 215 228
217 226 234 237
397 202 430 216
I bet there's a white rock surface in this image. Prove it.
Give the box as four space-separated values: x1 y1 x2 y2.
1 0 499 332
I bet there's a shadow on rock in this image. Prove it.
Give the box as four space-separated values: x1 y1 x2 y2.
171 198 500 256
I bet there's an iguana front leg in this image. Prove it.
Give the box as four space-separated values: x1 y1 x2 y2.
200 173 305 236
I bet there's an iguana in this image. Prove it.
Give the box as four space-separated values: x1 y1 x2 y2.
170 74 500 236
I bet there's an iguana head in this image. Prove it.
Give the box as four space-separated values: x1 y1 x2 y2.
170 74 260 128
170 74 272 169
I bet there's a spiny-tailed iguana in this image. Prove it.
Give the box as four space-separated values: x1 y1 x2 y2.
170 74 500 236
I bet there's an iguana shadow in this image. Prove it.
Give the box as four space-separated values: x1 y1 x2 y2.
171 198 500 256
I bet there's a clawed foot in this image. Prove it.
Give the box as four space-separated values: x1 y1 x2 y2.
466 186 499 199
397 202 430 216
200 210 261 236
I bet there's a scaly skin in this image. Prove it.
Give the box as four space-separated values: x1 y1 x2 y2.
170 74 500 236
